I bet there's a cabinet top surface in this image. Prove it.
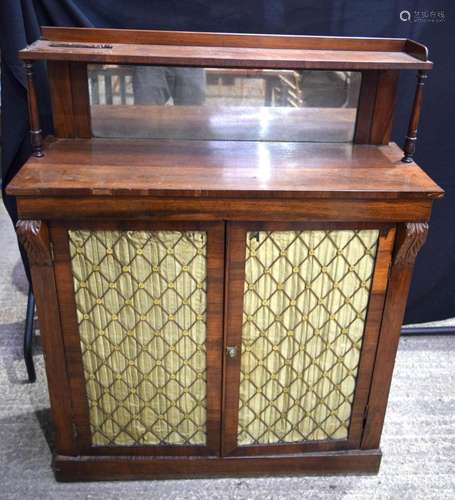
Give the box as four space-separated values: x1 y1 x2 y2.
7 138 443 200
19 27 432 70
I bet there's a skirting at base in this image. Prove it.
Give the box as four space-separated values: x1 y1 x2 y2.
53 449 382 481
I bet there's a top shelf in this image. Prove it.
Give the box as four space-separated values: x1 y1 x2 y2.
20 27 432 70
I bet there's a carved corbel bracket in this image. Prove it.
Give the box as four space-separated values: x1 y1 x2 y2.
16 220 52 266
393 222 429 266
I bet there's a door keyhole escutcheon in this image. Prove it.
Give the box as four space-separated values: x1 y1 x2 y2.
226 346 238 359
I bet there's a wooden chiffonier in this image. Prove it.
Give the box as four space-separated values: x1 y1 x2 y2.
7 28 443 481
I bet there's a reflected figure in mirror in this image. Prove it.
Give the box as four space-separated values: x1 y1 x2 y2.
133 66 206 105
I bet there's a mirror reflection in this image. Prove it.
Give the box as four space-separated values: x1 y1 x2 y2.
88 65 361 143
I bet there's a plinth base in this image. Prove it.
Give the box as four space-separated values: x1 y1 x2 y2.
53 449 382 481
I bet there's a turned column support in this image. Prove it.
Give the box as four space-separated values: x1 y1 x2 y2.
24 61 44 158
402 70 428 163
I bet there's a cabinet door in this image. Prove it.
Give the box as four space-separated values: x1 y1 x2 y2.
51 221 224 456
223 222 395 456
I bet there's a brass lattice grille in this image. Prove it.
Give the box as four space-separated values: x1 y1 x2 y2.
68 229 208 446
238 229 379 446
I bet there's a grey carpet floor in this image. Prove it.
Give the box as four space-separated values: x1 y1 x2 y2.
0 202 454 499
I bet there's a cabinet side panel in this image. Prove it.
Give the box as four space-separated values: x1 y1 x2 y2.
362 222 428 449
354 70 398 145
48 61 75 138
354 71 378 143
370 70 399 144
70 63 92 138
17 221 77 455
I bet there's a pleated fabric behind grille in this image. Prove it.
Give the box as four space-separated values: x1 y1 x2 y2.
238 229 379 445
68 229 208 446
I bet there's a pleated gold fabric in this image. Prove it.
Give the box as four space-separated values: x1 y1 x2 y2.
238 229 379 445
68 229 208 446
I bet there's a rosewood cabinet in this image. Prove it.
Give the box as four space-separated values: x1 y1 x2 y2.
7 28 443 480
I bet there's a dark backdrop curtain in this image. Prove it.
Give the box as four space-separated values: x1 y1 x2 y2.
0 0 454 323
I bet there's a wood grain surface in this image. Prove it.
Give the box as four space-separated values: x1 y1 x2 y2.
21 37 432 70
6 139 443 200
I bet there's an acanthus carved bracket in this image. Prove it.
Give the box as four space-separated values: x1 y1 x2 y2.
16 220 52 266
393 222 429 266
